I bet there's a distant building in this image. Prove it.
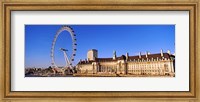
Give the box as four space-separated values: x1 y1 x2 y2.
76 49 175 76
87 49 98 61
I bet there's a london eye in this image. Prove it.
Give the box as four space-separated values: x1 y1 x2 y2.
51 25 77 69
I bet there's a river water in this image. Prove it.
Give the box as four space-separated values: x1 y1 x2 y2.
25 74 74 77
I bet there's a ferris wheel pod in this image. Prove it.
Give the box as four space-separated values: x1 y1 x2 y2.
69 26 73 29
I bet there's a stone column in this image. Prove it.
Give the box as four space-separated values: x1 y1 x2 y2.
117 61 121 74
170 61 174 72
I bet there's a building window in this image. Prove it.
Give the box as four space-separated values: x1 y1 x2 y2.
164 64 169 72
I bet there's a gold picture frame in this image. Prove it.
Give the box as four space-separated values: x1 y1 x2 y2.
0 0 199 101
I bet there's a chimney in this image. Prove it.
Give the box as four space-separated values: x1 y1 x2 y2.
126 53 129 61
146 51 148 58
113 50 117 60
167 50 171 54
161 49 163 57
139 52 141 58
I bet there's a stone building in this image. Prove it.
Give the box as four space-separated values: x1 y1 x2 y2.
87 49 98 61
76 49 175 76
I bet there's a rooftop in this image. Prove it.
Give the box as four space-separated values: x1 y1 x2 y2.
78 53 175 64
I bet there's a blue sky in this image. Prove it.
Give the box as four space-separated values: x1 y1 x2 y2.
25 25 175 68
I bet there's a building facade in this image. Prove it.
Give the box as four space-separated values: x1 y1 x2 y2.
76 49 175 76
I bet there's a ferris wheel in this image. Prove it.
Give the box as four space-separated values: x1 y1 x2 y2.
51 25 77 69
